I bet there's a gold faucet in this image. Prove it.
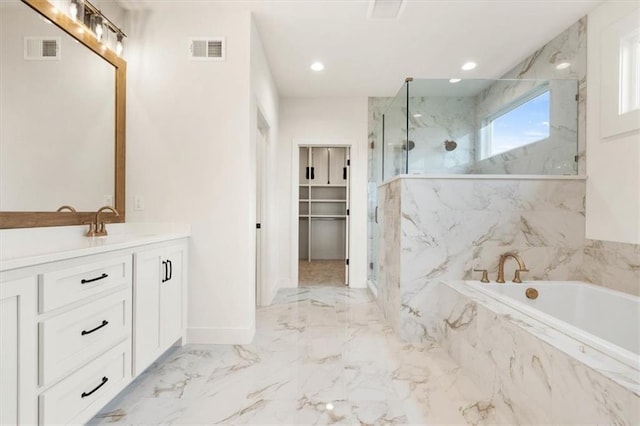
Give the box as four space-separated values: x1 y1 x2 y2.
56 205 77 212
496 252 529 283
93 206 119 237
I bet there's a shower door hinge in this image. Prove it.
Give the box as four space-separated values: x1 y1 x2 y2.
256 223 261 229
346 209 350 216
346 259 349 266
575 94 579 102
370 141 374 149
347 159 350 166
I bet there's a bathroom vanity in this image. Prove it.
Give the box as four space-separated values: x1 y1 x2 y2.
0 223 190 425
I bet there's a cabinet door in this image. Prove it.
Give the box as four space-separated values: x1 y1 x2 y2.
160 244 185 348
0 276 37 425
132 248 163 376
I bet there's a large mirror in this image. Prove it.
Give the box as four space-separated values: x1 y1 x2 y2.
0 0 125 228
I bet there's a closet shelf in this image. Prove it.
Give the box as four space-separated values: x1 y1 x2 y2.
299 184 347 188
298 214 347 219
299 199 346 203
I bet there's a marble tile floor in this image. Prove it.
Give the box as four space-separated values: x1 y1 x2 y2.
90 287 514 425
298 260 345 287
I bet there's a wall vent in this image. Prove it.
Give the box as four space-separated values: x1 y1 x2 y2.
189 38 225 61
24 37 61 60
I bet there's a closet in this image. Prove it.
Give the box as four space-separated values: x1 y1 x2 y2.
298 147 350 286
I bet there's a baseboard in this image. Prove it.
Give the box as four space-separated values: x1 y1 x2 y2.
266 281 279 305
186 324 255 344
367 279 378 297
278 277 296 288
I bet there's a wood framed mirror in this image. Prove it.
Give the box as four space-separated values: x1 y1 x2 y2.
0 0 126 228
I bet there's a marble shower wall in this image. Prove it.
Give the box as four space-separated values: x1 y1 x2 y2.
583 239 640 296
407 96 475 174
377 176 586 342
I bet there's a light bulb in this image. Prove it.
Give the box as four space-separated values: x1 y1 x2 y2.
116 33 124 55
69 0 83 22
95 21 103 40
69 2 77 20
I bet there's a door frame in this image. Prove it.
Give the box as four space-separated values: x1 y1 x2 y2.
255 113 268 306
291 138 353 287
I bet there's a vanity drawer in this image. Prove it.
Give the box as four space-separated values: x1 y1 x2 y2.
39 255 131 313
39 340 130 426
39 289 131 386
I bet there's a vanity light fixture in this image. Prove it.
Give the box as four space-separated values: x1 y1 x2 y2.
555 62 571 70
449 78 462 83
310 61 325 71
461 61 477 71
68 0 127 54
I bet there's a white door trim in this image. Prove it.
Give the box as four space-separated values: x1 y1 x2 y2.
290 138 353 288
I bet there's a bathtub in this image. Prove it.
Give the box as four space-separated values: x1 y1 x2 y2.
433 279 640 423
466 280 640 371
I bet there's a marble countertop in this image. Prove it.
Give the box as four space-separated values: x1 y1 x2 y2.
0 222 190 271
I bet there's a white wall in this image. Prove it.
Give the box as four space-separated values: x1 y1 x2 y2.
125 4 259 343
250 17 280 305
277 97 369 289
586 0 640 244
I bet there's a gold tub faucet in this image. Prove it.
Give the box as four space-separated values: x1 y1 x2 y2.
496 252 529 283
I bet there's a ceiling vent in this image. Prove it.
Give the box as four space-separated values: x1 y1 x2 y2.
367 0 405 20
189 38 225 61
24 37 61 60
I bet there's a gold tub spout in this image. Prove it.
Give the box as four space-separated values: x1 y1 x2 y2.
496 252 529 283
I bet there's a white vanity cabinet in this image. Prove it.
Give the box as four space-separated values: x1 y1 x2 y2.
0 225 190 425
133 241 187 376
0 275 37 426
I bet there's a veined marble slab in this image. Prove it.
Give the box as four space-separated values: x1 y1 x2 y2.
431 280 639 424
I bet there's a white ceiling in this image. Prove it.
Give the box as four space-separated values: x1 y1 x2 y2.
119 0 603 97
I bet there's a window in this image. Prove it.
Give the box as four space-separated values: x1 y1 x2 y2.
481 89 550 159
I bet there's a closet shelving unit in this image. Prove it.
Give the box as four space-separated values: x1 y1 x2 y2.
298 147 350 283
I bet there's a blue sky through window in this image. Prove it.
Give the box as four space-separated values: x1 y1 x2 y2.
489 90 550 156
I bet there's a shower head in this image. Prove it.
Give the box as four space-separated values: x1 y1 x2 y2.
402 140 416 151
444 140 457 151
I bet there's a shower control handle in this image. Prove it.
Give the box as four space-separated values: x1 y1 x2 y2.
473 269 490 283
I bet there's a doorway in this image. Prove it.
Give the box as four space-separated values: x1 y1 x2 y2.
297 146 350 287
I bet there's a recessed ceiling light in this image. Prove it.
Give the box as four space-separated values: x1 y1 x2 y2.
461 61 477 71
310 62 325 71
412 113 422 118
555 62 571 70
449 78 462 83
